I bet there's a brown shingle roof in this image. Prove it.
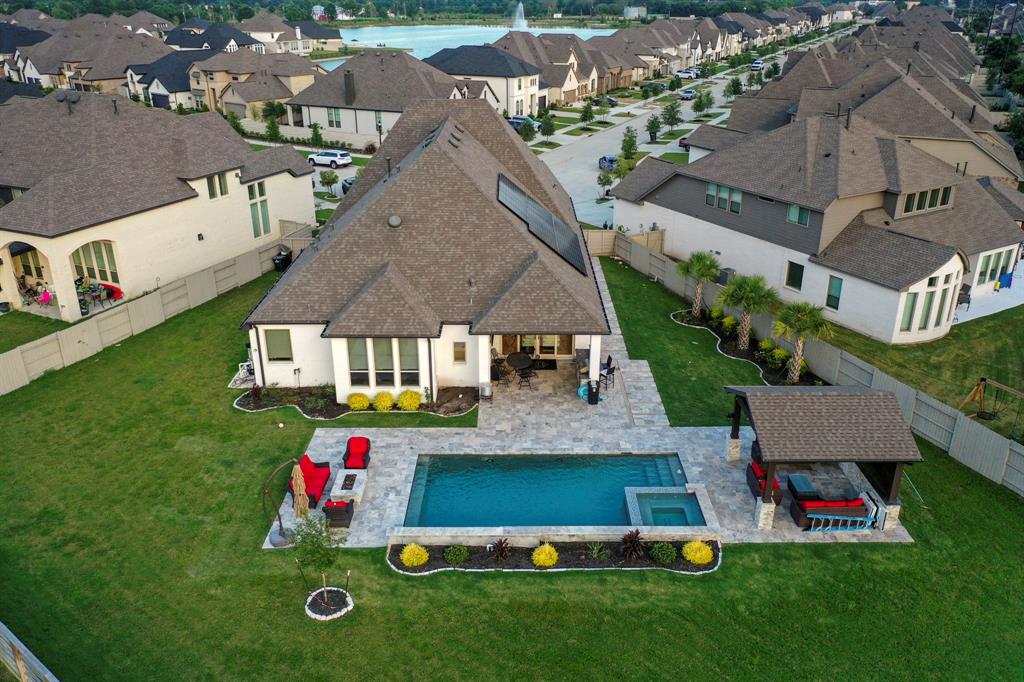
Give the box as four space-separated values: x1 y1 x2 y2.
685 124 747 152
609 156 678 202
20 25 170 78
238 11 292 35
726 386 923 463
0 92 310 237
245 99 608 337
288 51 458 112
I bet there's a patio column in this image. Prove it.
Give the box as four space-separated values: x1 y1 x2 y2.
886 463 905 505
47 248 83 323
476 335 491 387
0 243 21 310
587 335 602 382
727 396 742 463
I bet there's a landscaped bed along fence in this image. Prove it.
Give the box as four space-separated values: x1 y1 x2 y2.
586 231 1024 498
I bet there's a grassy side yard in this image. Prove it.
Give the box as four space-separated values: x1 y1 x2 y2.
828 305 1024 438
531 140 561 149
0 263 1021 679
313 191 341 203
600 257 761 425
661 127 694 140
0 310 70 354
315 208 335 224
658 151 689 164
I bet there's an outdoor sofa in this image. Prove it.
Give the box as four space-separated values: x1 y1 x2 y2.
745 460 783 504
288 453 331 507
789 498 872 529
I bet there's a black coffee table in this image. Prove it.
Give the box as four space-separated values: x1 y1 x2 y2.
786 474 819 501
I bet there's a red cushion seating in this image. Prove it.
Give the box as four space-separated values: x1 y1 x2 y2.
750 460 766 479
344 436 370 469
758 478 781 491
799 498 864 511
289 453 331 502
324 500 350 509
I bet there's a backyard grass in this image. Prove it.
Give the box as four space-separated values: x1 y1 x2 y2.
0 310 70 354
828 306 1024 438
313 191 341 202
658 151 690 164
0 267 1022 679
315 208 335 223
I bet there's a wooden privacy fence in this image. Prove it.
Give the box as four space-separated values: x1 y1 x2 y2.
0 620 58 682
600 231 1024 498
0 241 284 397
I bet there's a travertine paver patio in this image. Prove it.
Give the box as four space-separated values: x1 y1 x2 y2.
265 258 912 548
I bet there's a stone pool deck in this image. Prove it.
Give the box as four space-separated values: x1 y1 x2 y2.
266 259 912 548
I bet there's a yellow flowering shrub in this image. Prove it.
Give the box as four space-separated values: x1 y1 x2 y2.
347 393 370 411
396 390 421 412
372 391 394 412
682 541 714 565
400 543 429 567
532 543 559 568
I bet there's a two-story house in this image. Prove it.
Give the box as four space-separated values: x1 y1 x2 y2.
613 115 1022 344
425 45 543 116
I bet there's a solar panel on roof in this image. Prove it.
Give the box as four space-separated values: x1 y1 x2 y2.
497 174 588 275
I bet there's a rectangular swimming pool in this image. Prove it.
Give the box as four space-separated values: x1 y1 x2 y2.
403 454 698 527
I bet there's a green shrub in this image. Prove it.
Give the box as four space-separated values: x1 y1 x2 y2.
532 543 559 568
709 306 724 321
587 542 609 561
347 393 370 411
767 347 790 370
443 544 469 565
372 391 394 412
396 389 421 412
682 540 714 565
721 315 738 336
649 542 677 565
758 338 776 353
400 543 429 567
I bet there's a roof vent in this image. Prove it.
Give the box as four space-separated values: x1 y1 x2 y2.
387 215 402 228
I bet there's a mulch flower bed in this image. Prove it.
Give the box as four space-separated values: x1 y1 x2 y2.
304 587 354 621
387 540 721 575
234 386 478 419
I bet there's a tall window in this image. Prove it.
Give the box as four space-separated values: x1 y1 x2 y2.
977 254 991 284
825 275 842 310
453 341 466 364
206 172 228 198
327 107 342 128
373 338 394 385
903 186 951 215
348 338 369 386
265 329 293 361
399 338 419 386
19 250 43 279
918 290 935 331
785 261 804 290
71 241 119 283
787 204 810 226
934 287 950 328
705 182 741 213
900 292 918 332
248 181 270 238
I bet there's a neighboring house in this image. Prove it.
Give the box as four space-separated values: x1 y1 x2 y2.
612 115 1022 344
243 98 609 405
186 50 321 117
285 21 344 54
587 33 663 81
491 31 597 103
624 6 648 19
425 44 542 115
0 92 315 322
0 22 49 80
829 3 856 23
0 79 42 103
125 10 173 37
15 26 171 93
2 8 66 31
164 22 263 53
238 12 312 54
125 48 218 109
287 51 464 146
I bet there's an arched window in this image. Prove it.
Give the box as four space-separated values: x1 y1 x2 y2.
71 240 119 284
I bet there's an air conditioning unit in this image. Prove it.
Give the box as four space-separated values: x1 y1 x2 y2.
718 267 736 285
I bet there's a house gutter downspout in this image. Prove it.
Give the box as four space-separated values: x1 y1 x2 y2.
427 337 435 404
253 325 267 387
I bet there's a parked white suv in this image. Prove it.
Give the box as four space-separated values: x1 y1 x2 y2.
308 150 353 168
751 59 765 71
675 69 698 79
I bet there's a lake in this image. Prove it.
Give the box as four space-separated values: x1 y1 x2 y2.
318 24 615 69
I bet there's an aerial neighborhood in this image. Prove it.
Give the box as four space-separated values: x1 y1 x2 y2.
0 2 1021 679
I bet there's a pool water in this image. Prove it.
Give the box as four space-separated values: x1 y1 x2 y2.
636 492 706 526
404 454 688 527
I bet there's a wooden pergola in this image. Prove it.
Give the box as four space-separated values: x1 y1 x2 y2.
726 386 923 504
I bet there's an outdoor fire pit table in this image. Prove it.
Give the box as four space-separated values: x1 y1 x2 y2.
786 473 819 501
329 470 367 503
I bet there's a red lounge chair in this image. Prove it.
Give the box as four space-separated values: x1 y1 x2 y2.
288 453 331 507
344 436 370 469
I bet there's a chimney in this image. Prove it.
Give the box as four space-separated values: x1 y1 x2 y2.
970 104 976 123
343 69 355 106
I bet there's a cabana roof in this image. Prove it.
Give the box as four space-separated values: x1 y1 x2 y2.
725 386 922 464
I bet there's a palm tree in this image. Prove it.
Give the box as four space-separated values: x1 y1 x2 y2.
772 302 835 384
716 275 781 351
676 251 721 320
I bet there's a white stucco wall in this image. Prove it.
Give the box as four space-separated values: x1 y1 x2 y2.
434 324 480 388
891 254 964 343
295 105 403 147
615 200 912 343
328 337 431 404
253 323 335 388
967 244 1021 297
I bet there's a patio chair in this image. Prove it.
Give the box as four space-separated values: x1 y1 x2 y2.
323 500 354 528
344 436 370 469
599 365 616 389
517 367 534 389
601 354 613 371
490 347 504 363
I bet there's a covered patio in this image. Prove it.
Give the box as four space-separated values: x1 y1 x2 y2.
725 386 923 532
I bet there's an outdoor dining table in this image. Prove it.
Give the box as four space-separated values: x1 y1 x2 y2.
505 352 533 371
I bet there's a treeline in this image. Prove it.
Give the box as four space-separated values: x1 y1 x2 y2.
2 0 822 25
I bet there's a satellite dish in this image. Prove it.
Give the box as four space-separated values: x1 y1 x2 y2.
55 91 67 102
69 92 81 103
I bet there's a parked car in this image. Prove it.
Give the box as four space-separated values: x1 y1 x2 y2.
680 89 697 100
751 59 765 71
308 150 352 168
649 82 668 92
594 96 618 107
340 176 356 195
598 155 618 171
677 137 689 150
676 69 698 79
508 115 542 131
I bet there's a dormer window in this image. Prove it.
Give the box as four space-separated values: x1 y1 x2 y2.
903 186 952 215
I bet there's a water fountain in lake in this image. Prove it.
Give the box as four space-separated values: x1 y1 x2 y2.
512 2 528 29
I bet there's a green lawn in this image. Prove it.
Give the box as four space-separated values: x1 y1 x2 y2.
591 119 614 127
350 156 370 167
531 140 561 149
661 127 694 140
313 191 341 202
0 310 70 354
613 111 635 118
828 305 1024 438
565 126 598 136
658 151 690 164
0 267 1022 679
315 208 335 224
549 115 578 124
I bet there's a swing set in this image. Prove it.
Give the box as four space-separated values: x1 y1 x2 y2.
959 377 1024 441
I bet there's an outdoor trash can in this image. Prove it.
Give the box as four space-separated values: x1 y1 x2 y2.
272 246 292 272
588 380 600 405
